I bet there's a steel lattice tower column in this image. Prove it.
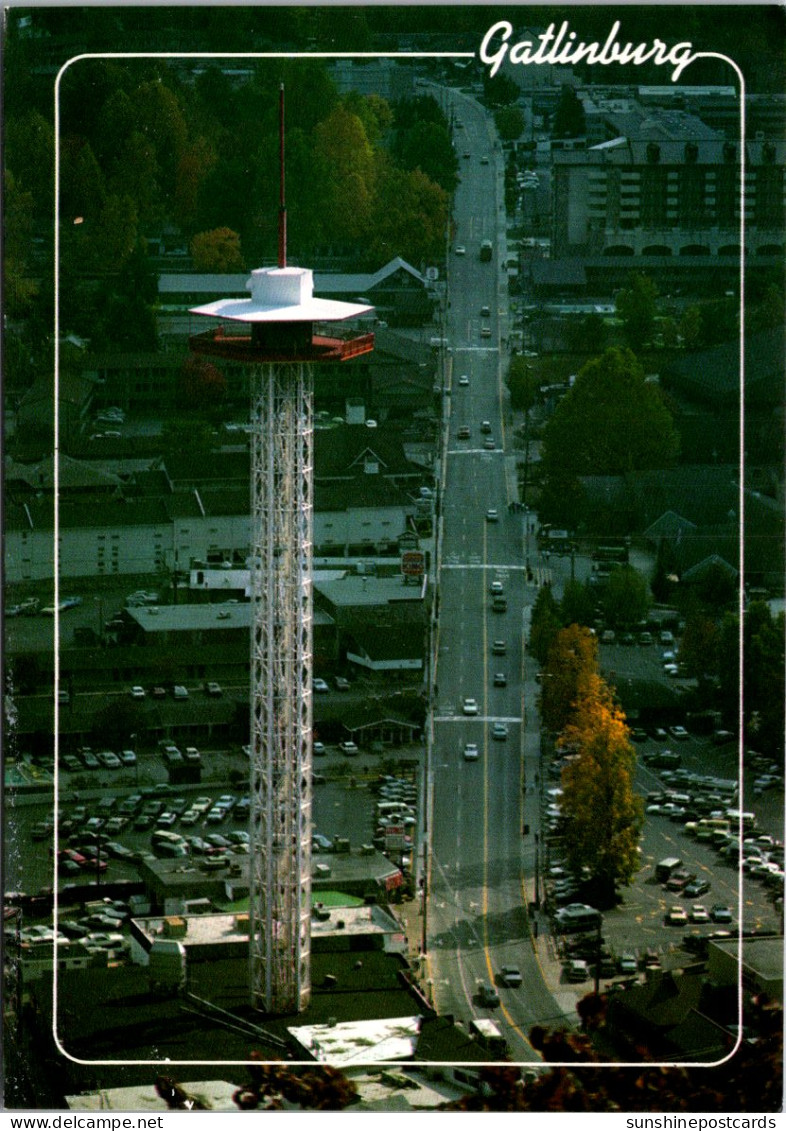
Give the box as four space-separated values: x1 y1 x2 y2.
248 360 313 1013
189 86 373 1014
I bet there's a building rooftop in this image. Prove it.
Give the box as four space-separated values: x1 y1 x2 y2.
133 904 404 952
316 576 426 609
290 1015 421 1064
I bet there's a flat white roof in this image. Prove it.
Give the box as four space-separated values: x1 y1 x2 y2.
191 265 373 323
290 1015 421 1064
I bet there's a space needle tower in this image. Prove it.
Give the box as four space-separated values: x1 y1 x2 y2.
189 87 374 1013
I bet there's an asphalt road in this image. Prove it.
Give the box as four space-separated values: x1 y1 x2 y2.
424 91 560 1061
419 88 783 1061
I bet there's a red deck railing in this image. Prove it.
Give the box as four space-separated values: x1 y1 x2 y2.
189 326 375 364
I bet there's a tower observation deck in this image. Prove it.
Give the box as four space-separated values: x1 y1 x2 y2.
188 91 374 1016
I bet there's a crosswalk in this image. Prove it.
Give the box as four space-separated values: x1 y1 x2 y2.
440 558 553 588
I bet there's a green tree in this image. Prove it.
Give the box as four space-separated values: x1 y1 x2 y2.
679 304 703 349
559 673 644 904
743 602 785 756
678 613 719 680
506 356 538 412
3 171 38 318
92 193 139 269
541 347 680 478
396 120 458 193
314 104 377 242
616 273 659 347
59 137 106 222
540 624 598 734
368 163 448 267
494 105 525 142
602 565 650 628
566 312 608 354
344 91 393 145
552 85 586 139
4 110 55 217
174 137 218 233
560 579 596 630
482 70 520 107
528 584 561 665
107 131 161 228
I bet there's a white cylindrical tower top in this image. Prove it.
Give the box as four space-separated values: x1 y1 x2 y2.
247 266 314 308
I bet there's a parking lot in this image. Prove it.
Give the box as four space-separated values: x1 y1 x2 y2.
5 741 423 903
540 726 783 983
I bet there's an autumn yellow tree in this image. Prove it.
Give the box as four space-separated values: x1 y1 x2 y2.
540 624 598 735
559 672 644 905
190 226 244 273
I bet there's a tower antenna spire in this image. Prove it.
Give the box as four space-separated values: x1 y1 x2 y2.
278 82 287 269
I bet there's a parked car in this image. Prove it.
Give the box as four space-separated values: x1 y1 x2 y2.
617 952 638 975
339 741 359 756
313 678 330 693
566 959 590 982
683 878 711 898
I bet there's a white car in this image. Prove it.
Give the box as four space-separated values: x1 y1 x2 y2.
670 725 689 740
313 741 326 757
455 245 466 256
666 905 688 925
463 698 479 716
313 678 330 693
463 743 479 762
690 904 710 923
486 509 499 522
458 374 469 386
129 686 146 700
339 741 359 756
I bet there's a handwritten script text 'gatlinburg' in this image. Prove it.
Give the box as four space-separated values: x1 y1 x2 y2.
480 21 701 83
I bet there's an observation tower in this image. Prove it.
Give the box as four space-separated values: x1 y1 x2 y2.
189 88 374 1014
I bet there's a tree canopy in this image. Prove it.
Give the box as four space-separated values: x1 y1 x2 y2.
540 347 680 479
601 564 651 628
559 673 644 902
616 273 659 347
540 624 599 735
